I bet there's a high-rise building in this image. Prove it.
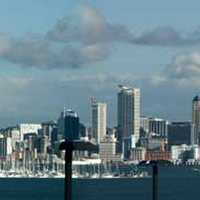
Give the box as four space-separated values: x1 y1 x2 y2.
148 118 169 137
168 122 195 147
92 100 107 144
117 85 140 158
140 117 149 137
192 96 200 144
64 109 80 141
57 111 65 140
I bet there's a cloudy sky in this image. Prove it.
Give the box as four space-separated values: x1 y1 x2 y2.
0 0 200 127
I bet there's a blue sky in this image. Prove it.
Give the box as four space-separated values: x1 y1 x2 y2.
0 0 199 127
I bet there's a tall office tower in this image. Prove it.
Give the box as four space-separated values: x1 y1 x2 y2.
192 96 200 144
64 109 80 141
57 111 65 140
168 122 195 147
91 100 107 144
117 85 140 158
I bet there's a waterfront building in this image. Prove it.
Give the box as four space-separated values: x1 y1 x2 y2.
99 134 121 162
91 100 107 144
192 96 200 144
130 147 146 162
145 149 171 161
171 144 199 161
117 85 140 158
168 122 195 147
64 109 80 140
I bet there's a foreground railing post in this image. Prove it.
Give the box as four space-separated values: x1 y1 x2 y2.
64 140 73 200
60 140 98 200
152 162 158 200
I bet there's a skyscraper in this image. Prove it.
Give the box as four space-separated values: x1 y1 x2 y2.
192 96 200 144
64 109 80 141
168 122 195 147
91 100 107 144
117 85 140 158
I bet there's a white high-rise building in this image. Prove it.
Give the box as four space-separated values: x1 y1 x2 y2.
92 100 107 144
117 85 140 158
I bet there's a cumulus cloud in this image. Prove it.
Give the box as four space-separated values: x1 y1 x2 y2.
0 2 200 69
0 34 112 69
166 52 200 79
47 3 200 47
46 3 133 45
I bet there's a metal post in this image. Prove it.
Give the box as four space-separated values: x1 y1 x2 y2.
152 162 158 200
60 140 98 200
64 141 73 200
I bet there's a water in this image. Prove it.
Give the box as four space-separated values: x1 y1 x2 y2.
0 167 200 200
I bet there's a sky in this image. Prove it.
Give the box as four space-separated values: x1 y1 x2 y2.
0 0 200 127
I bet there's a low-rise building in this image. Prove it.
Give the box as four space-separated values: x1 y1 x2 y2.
145 150 171 161
130 147 146 161
99 135 122 162
171 145 199 161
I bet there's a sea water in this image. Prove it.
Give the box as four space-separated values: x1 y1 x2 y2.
0 167 199 200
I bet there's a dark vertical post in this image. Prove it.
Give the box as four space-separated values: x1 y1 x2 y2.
152 162 158 200
64 140 73 200
60 140 98 200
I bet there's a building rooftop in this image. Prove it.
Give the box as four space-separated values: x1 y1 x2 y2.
193 95 200 102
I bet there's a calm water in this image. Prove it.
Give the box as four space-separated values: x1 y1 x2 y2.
0 167 200 200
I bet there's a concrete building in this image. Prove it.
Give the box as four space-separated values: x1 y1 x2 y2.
19 124 42 141
148 118 168 137
171 145 199 161
130 147 146 162
192 96 200 144
57 111 65 140
92 101 107 144
117 85 140 158
140 136 168 150
140 117 149 137
99 135 121 162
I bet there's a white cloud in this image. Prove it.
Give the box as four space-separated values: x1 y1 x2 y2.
0 3 199 70
166 51 200 82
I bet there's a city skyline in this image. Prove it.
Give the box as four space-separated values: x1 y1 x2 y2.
0 1 199 126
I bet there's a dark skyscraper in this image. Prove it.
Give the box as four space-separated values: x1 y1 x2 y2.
192 96 200 144
168 122 195 147
64 110 80 141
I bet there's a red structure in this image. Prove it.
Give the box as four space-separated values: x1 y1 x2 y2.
145 150 171 161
